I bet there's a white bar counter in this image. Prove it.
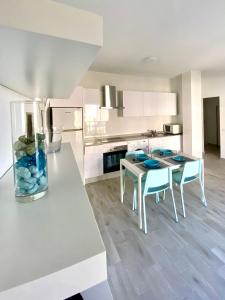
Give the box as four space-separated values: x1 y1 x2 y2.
0 144 106 300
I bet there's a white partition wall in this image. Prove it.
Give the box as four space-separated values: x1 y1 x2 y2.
182 71 203 157
202 73 225 158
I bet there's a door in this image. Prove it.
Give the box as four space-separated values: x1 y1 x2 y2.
203 97 220 155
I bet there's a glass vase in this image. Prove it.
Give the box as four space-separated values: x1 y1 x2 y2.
10 100 48 202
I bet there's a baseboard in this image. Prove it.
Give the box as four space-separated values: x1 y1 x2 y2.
85 171 120 184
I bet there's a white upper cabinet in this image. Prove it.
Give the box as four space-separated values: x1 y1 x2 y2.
123 90 177 117
143 92 160 116
167 93 177 115
122 91 144 117
83 88 109 122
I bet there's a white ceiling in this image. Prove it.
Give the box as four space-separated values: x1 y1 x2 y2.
56 0 225 78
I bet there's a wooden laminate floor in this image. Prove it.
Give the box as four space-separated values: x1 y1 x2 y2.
86 151 225 300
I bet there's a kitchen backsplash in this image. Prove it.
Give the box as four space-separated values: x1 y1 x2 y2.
84 109 177 137
81 71 178 137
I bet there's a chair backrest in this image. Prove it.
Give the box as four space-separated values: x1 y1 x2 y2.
143 167 171 195
150 147 164 154
125 150 144 158
181 160 201 183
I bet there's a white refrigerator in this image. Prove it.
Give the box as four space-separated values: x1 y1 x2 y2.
52 107 84 182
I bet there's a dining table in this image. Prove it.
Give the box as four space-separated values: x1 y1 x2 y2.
120 151 205 231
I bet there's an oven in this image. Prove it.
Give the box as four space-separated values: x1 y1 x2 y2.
103 145 127 173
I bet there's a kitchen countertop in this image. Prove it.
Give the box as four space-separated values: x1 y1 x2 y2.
0 144 106 300
84 132 182 146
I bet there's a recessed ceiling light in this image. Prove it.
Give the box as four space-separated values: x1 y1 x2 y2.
142 56 158 64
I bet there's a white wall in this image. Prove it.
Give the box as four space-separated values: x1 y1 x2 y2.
175 71 203 157
80 71 177 136
202 73 225 158
170 74 182 123
0 85 27 178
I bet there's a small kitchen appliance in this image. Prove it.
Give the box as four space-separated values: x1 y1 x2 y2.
163 124 182 135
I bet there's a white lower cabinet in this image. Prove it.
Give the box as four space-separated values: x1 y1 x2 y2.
84 142 127 180
127 139 149 152
148 135 182 152
84 145 104 179
84 136 182 181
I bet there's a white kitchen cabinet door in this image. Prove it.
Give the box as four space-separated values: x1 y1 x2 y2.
157 92 177 116
122 90 143 117
168 93 177 115
84 145 104 179
143 92 162 116
162 135 182 151
143 92 177 116
148 137 165 150
127 139 149 153
149 136 182 152
84 88 109 122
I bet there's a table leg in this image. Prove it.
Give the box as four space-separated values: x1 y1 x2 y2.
201 159 205 190
120 161 124 203
138 174 143 230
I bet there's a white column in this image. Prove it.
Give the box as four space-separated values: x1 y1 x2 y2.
182 71 203 157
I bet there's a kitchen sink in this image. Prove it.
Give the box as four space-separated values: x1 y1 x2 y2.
142 132 167 138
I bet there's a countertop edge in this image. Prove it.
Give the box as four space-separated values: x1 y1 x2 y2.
84 133 183 147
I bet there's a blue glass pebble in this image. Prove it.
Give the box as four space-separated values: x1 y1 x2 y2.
25 177 37 185
16 167 31 180
17 179 34 190
29 165 38 175
39 175 47 186
16 154 36 168
14 134 48 197
34 170 43 179
18 188 26 195
36 150 46 171
27 183 39 195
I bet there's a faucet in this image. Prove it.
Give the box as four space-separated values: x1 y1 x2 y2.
147 130 157 137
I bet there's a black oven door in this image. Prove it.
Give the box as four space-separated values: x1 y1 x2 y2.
103 149 127 173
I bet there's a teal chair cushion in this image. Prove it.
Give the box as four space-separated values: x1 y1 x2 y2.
173 171 197 184
147 183 169 193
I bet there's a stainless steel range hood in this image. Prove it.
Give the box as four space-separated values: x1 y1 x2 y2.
100 85 118 109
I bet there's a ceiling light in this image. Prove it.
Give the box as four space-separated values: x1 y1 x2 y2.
142 56 158 64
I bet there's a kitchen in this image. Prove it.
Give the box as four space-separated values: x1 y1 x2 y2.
1 1 225 300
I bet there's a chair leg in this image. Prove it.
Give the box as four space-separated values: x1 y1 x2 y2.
180 185 186 218
170 188 178 222
142 195 147 234
132 185 137 211
123 176 126 195
199 178 207 207
159 190 166 201
155 193 160 204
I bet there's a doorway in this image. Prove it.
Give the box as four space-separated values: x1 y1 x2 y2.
203 97 220 157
